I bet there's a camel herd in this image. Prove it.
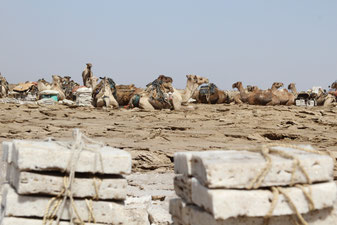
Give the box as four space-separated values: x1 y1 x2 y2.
0 64 336 110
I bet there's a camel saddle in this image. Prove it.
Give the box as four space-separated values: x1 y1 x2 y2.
199 83 217 96
13 83 36 92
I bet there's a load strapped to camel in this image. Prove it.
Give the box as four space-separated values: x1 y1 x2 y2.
1 130 149 224
170 144 337 225
147 77 173 106
198 83 218 103
11 82 38 101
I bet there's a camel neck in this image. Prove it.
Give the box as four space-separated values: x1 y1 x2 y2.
182 81 198 102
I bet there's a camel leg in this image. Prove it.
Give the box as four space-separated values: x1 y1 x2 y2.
139 97 155 110
96 98 104 107
110 96 119 109
172 95 182 110
323 96 334 107
233 95 243 104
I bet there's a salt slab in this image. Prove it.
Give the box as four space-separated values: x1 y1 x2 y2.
174 175 192 204
1 185 128 224
9 140 131 175
6 165 127 200
174 147 333 188
190 178 337 220
170 198 337 225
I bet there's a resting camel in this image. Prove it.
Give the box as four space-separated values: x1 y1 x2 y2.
194 83 228 104
0 73 9 98
232 81 280 105
61 76 80 100
92 77 119 108
115 84 143 106
82 63 98 89
315 89 335 106
131 75 209 110
50 75 66 100
288 83 298 98
130 75 174 109
37 76 65 100
270 82 295 105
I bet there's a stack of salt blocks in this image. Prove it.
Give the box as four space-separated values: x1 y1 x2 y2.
75 87 93 106
170 146 337 225
0 140 149 225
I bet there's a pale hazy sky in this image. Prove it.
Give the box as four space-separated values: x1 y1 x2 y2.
1 0 336 91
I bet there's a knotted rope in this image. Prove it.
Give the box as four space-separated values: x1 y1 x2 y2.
43 129 105 225
246 143 333 225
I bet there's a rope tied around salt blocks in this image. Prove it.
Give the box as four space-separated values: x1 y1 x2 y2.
245 143 332 225
42 129 105 225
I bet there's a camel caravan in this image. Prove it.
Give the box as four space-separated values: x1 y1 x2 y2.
0 65 336 109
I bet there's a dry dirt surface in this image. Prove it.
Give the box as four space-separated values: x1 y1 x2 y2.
0 103 336 173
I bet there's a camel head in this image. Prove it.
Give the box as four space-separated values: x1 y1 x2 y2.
86 63 92 69
288 83 296 90
52 75 62 83
331 81 337 89
157 75 173 83
272 82 284 90
232 81 243 90
186 75 209 85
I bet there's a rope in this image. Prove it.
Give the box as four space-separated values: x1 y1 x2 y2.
243 143 331 225
42 129 105 225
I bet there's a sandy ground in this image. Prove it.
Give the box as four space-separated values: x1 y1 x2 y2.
0 103 336 224
0 103 336 172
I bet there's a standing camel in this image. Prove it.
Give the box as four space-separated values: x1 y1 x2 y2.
0 73 9 98
82 63 98 89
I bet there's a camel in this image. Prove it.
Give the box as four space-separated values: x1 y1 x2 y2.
270 82 295 106
115 84 143 106
92 77 119 108
50 75 66 100
0 73 9 98
313 88 336 107
232 81 280 105
61 76 80 100
37 75 65 100
37 79 51 92
194 83 228 104
131 75 209 110
82 63 98 89
288 83 298 98
130 75 174 109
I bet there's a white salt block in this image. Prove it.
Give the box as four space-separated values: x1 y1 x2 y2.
191 178 337 220
6 164 127 200
170 198 337 225
174 147 333 188
10 140 131 175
